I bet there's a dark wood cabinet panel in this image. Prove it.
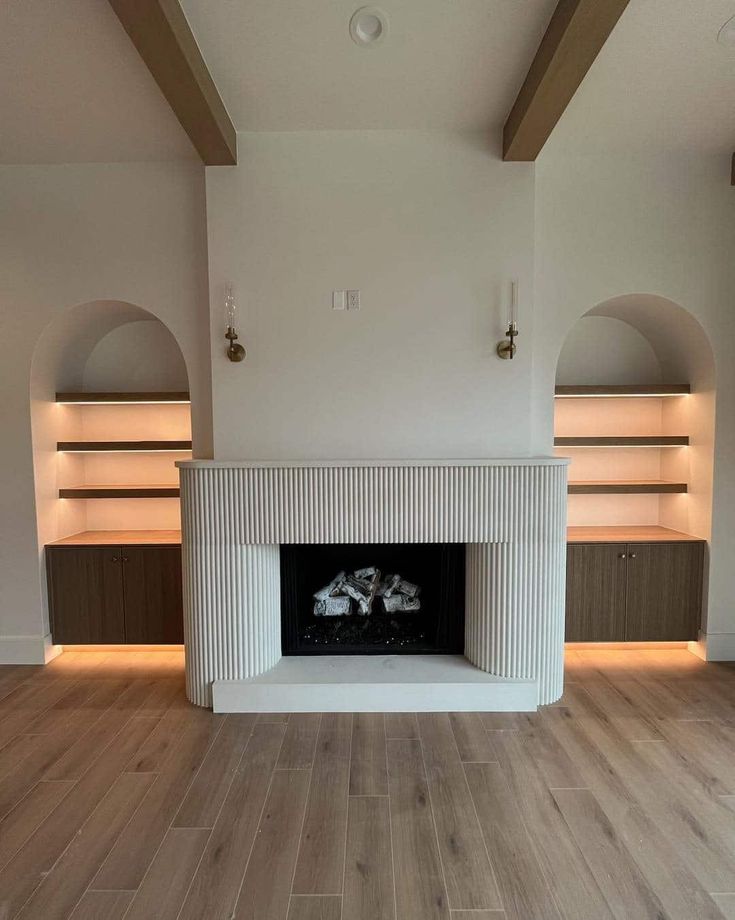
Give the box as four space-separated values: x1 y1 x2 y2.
565 540 705 641
122 546 184 643
625 542 703 641
565 543 627 641
47 543 183 645
47 547 125 643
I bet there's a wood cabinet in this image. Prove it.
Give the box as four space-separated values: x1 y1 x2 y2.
46 547 126 644
565 541 704 642
46 544 183 644
122 547 183 643
624 543 704 641
565 543 627 641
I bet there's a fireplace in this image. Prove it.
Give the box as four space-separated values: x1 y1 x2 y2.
178 458 568 710
280 543 465 655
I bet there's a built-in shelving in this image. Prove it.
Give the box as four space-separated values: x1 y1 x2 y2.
55 391 190 404
59 485 180 499
55 391 189 504
57 440 192 452
568 480 687 495
556 436 688 448
555 384 690 398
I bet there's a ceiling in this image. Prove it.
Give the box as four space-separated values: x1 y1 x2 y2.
179 0 557 132
0 0 195 164
543 0 735 157
1 0 733 165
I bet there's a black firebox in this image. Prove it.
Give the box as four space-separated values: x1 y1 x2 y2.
280 543 465 655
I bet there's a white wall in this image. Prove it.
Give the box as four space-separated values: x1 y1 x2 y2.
555 316 662 385
206 132 535 460
0 163 211 662
82 319 188 391
535 150 735 650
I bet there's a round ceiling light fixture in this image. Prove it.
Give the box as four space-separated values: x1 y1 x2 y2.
717 14 735 48
350 7 388 47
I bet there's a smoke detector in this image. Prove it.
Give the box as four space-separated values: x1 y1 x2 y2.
717 15 735 48
350 7 388 47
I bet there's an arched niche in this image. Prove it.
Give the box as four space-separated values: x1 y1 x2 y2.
29 301 191 638
555 294 715 541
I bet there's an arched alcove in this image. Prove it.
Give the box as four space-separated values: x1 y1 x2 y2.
555 294 715 540
30 301 192 637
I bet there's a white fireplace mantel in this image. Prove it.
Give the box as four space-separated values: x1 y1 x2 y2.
177 457 569 710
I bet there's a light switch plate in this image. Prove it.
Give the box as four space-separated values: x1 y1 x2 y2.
347 290 361 310
332 290 346 310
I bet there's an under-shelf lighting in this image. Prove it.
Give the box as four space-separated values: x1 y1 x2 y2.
554 392 689 398
55 392 191 405
555 385 690 398
57 400 191 405
55 399 191 405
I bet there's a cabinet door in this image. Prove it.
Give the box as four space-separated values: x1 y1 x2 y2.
122 546 183 643
625 542 703 641
565 543 627 641
47 547 125 643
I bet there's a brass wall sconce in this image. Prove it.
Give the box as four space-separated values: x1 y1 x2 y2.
497 280 519 360
224 284 245 362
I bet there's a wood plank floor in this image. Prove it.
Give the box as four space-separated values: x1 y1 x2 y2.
1 648 735 918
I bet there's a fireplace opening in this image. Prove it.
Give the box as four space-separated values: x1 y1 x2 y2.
280 543 465 655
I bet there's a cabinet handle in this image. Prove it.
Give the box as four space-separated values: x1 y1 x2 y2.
122 556 129 563
618 553 627 559
111 556 119 563
629 553 637 559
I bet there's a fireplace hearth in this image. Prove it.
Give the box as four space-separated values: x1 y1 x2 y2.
280 543 465 655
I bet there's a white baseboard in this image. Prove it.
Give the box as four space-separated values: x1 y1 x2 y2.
699 632 735 661
212 655 538 713
0 633 61 665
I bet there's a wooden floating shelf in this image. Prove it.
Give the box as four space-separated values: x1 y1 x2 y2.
59 485 180 499
55 391 190 404
555 384 690 398
568 480 688 495
57 440 192 452
556 436 689 448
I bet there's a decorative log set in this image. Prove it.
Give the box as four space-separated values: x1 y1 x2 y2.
313 567 422 617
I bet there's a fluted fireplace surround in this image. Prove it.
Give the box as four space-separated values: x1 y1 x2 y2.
177 459 569 711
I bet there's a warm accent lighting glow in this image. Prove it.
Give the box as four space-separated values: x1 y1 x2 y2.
554 392 690 398
55 399 191 405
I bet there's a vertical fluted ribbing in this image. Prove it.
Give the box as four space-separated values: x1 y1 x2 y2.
179 461 568 707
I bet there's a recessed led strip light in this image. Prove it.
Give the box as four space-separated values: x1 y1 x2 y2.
56 400 191 405
55 391 190 405
58 448 193 453
555 437 689 447
57 440 192 453
554 384 690 398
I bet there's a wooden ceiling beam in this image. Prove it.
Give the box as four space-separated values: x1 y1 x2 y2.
108 0 236 165
503 0 630 161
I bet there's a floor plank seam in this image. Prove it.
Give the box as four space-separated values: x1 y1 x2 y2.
386 750 400 920
338 713 355 908
229 719 291 916
12 729 157 920
175 715 263 915
123 712 230 917
546 785 589 791
286 712 321 912
415 720 457 914
62 686 192 919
